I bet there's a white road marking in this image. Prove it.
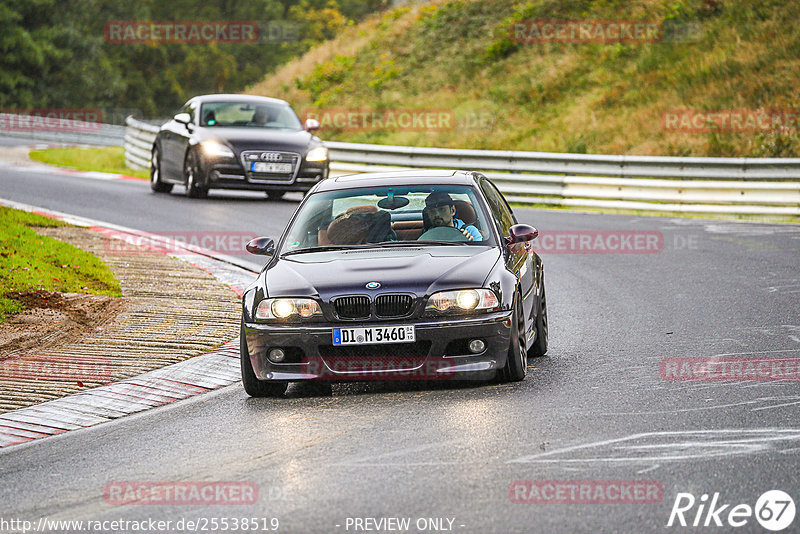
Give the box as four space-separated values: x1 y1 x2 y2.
507 429 800 464
636 464 660 474
603 396 800 416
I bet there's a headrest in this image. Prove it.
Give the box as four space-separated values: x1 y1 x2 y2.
326 215 370 245
453 200 477 225
346 205 378 214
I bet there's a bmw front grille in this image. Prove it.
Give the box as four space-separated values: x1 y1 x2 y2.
332 294 414 320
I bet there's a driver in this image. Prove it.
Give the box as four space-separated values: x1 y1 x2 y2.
423 192 482 241
252 106 277 126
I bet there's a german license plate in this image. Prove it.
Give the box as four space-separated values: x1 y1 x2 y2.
251 162 292 174
332 326 415 346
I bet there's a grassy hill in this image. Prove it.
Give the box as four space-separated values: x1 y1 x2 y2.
247 0 800 157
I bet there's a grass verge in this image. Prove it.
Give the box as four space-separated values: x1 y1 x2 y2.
28 147 149 180
0 206 122 322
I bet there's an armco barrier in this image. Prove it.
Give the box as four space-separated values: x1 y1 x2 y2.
124 117 160 170
0 113 125 146
123 116 800 215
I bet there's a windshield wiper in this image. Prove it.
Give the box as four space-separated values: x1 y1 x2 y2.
413 240 473 246
281 241 478 257
352 241 474 248
281 245 370 257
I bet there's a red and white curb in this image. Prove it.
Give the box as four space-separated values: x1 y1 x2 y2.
0 340 241 448
0 199 259 449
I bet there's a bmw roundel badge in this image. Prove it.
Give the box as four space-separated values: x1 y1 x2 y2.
366 282 381 289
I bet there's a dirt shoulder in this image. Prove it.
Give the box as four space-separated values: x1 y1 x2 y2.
0 226 241 413
0 145 41 166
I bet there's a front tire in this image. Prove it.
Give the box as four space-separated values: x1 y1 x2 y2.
240 323 288 397
266 191 286 201
184 150 208 199
150 146 173 193
501 297 527 382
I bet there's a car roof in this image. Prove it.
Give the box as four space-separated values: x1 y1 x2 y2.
187 94 290 106
315 170 478 192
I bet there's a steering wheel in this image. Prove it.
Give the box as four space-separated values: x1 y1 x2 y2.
417 226 470 242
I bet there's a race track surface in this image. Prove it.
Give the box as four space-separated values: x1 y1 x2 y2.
1 156 799 533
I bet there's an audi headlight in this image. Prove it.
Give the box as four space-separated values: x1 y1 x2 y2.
200 140 234 159
425 289 499 314
305 146 328 162
255 298 323 321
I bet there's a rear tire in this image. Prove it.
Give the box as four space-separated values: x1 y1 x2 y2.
501 297 527 382
150 146 173 193
240 323 288 397
529 280 548 358
266 191 286 201
184 150 208 199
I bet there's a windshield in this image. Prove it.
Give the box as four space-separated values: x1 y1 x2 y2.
199 101 302 130
280 184 495 255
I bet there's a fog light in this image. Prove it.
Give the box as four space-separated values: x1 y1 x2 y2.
268 348 286 363
468 339 486 354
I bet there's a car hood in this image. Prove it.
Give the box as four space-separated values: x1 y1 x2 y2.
265 246 501 300
199 127 315 152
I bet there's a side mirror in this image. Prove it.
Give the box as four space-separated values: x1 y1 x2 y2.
174 112 191 125
506 224 538 246
305 118 320 132
246 237 275 256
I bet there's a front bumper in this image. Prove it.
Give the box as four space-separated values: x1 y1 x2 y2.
243 311 513 382
200 156 329 192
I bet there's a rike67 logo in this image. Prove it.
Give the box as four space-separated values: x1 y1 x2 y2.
667 490 795 531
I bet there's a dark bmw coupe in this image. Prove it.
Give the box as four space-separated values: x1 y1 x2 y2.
150 94 329 199
240 170 548 396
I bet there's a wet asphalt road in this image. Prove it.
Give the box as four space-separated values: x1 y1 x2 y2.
1 156 799 533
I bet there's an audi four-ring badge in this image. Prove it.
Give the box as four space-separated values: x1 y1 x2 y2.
149 94 329 200
240 170 548 397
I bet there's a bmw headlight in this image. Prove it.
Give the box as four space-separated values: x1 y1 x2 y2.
200 140 234 159
305 146 328 162
425 289 499 314
255 298 323 321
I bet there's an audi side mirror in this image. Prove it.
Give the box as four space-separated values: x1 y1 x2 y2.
506 224 538 246
305 118 320 132
246 237 275 256
174 112 191 125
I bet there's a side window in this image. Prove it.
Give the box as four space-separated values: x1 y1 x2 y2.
480 179 514 237
187 102 197 123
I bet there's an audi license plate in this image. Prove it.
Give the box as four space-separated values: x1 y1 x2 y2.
333 326 415 346
251 162 292 174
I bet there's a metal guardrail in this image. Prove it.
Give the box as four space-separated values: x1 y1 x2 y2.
0 113 125 146
124 117 160 171
124 117 800 216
